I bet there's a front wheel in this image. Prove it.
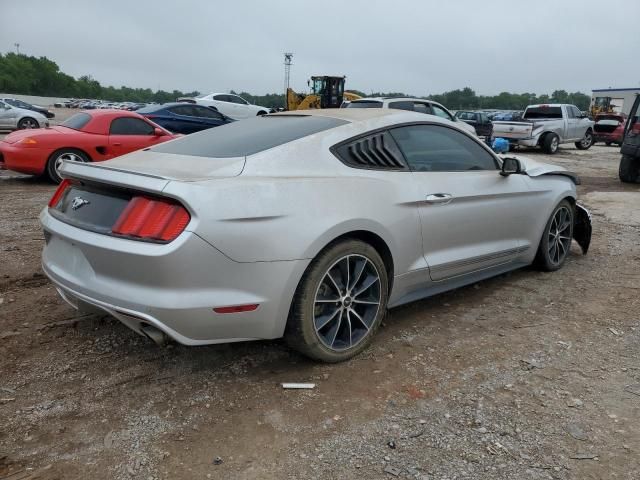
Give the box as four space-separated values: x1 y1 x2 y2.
575 130 593 150
535 200 574 272
18 117 39 129
285 239 389 362
46 149 90 183
619 154 640 183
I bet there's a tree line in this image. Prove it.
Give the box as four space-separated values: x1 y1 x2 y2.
0 53 590 110
0 53 199 103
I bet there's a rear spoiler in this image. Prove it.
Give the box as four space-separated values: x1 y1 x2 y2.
60 161 170 194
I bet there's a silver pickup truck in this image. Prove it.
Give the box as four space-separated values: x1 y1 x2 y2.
492 104 594 154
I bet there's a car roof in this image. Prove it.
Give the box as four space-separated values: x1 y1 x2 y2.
81 109 142 117
527 104 568 108
352 97 438 104
271 108 454 126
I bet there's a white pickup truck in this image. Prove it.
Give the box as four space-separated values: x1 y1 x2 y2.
492 104 595 154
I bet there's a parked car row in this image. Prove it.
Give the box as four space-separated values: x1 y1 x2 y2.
60 99 150 111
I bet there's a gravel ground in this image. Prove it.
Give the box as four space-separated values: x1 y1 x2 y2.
1 116 639 479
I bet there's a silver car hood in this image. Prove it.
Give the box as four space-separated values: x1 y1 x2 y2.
499 154 580 184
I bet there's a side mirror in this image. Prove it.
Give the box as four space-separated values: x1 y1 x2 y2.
500 157 522 176
153 127 164 136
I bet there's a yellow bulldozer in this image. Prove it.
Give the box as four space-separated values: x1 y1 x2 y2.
590 96 615 118
286 75 361 111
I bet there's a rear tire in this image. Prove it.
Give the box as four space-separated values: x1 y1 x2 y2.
575 130 593 150
605 141 612 146
18 117 38 129
542 133 560 154
46 148 90 184
285 239 389 363
534 200 574 272
619 154 640 183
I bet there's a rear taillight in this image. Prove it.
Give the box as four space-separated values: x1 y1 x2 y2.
48 179 71 208
112 196 190 243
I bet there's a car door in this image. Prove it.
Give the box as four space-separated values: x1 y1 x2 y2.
0 101 14 128
168 105 201 134
571 105 590 139
108 117 167 158
211 95 240 119
191 105 227 131
564 105 580 140
228 95 251 119
389 124 532 281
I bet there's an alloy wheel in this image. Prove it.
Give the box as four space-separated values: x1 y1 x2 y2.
54 152 82 175
21 119 37 129
548 206 572 265
550 137 559 152
581 132 593 148
313 254 381 351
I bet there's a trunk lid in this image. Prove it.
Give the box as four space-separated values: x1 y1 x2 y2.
60 149 246 186
52 149 247 238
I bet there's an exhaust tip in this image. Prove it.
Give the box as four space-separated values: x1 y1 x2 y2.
141 324 168 347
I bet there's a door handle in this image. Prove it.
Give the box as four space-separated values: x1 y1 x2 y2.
112 142 122 147
425 193 453 205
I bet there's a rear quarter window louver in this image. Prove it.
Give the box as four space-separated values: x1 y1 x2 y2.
332 131 408 170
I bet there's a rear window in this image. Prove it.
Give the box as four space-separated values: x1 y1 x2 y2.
62 113 92 130
151 115 348 158
524 107 563 119
346 101 383 109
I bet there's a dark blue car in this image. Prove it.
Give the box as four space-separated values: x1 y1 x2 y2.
137 102 234 134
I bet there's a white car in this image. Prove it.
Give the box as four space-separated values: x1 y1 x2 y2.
0 100 49 130
346 97 477 136
194 93 270 120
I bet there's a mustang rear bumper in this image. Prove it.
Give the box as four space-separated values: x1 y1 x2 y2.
40 208 309 344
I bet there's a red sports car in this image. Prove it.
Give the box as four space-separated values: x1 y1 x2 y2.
0 110 177 182
593 113 627 146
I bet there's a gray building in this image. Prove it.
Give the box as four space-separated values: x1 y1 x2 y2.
591 87 640 116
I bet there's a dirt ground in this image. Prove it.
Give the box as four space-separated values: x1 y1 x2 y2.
1 111 639 480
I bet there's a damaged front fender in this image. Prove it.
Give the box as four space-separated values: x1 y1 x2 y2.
573 203 592 254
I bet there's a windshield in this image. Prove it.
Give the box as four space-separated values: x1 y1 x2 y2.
152 115 348 158
346 101 383 109
312 78 325 95
62 113 92 130
523 107 563 119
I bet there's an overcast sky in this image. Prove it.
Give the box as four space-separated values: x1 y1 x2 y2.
1 0 639 97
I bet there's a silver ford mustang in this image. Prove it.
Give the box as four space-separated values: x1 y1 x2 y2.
41 109 592 362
